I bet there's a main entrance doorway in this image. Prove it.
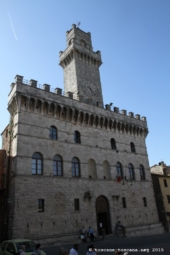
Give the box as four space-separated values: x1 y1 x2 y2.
96 195 111 235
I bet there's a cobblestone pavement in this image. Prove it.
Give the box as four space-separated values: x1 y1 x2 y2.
43 233 170 255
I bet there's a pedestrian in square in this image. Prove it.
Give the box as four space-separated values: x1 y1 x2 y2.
69 244 79 255
86 244 98 255
88 227 95 242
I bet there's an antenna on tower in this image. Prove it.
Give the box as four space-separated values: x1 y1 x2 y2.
77 21 81 27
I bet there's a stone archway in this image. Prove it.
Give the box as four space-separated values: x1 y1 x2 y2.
96 195 111 235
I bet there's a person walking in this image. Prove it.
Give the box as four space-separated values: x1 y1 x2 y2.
88 227 95 242
69 244 79 255
116 221 126 237
81 226 87 242
32 244 42 255
86 244 98 255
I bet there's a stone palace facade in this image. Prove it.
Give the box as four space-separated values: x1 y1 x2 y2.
2 24 163 243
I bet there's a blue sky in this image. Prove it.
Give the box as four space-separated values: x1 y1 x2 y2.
0 0 170 166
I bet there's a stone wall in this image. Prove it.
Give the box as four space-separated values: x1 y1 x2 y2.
7 104 159 239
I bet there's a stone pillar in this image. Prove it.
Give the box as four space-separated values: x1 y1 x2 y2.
65 107 69 121
53 104 57 118
60 107 64 119
15 93 21 112
40 100 44 115
92 115 95 127
33 98 37 112
77 112 81 124
87 114 91 126
26 97 30 111
71 109 75 122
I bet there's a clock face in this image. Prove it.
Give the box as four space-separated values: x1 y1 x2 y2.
83 81 97 98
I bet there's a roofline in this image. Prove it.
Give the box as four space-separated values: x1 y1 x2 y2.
151 173 170 178
1 124 9 136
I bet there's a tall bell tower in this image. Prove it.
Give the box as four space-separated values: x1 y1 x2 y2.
59 24 104 107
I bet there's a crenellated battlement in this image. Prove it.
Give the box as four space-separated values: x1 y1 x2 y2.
8 75 148 139
10 75 147 124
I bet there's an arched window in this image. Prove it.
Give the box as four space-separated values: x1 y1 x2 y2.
128 163 135 180
32 152 43 175
116 162 123 179
130 142 136 153
139 165 145 180
53 155 63 176
103 160 111 179
111 138 116 150
74 131 81 144
72 157 80 177
88 159 97 179
50 126 57 140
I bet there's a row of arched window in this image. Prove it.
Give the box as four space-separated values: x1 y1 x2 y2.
50 126 136 152
32 152 146 180
116 162 145 180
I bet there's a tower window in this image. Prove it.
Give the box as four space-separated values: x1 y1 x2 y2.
53 155 63 176
74 199 80 211
38 199 44 212
74 130 81 144
143 197 147 207
128 163 135 180
72 157 80 177
139 165 145 180
49 126 58 140
164 179 168 187
122 197 126 208
116 162 123 179
111 138 116 150
130 142 136 153
32 152 43 175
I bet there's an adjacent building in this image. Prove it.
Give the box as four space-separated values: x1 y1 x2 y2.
0 124 11 240
1 24 163 243
151 161 170 231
